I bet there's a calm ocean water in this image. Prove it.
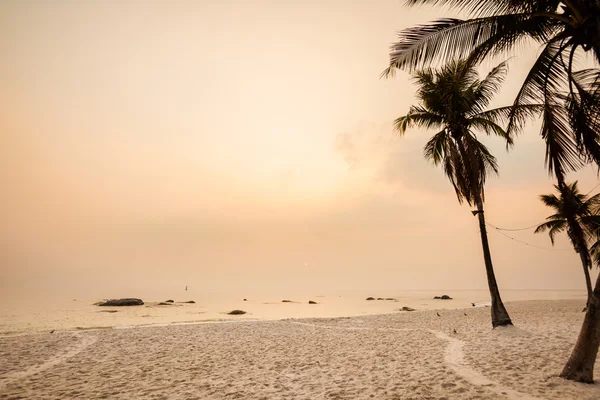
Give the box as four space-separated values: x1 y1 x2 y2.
0 289 586 334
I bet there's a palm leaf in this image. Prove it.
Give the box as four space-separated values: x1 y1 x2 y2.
394 106 445 135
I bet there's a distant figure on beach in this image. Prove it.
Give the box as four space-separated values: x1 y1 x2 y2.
185 286 188 291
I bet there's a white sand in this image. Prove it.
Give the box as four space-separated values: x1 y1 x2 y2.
1 300 599 399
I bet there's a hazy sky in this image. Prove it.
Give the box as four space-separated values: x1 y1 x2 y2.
1 0 599 299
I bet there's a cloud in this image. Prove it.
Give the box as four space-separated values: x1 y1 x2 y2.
334 123 449 195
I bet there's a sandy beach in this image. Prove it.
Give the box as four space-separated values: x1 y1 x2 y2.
1 300 599 400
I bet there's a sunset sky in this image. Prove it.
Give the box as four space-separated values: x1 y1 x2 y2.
1 0 599 299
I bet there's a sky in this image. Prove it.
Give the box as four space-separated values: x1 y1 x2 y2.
1 0 599 299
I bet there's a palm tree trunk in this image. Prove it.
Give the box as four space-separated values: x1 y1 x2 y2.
557 175 594 308
453 137 512 328
475 199 513 327
577 250 593 310
560 271 600 383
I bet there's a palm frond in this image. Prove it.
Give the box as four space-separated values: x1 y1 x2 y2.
566 69 600 165
535 219 567 245
539 193 561 210
394 106 445 135
469 60 509 114
423 129 449 165
540 100 583 181
506 39 569 130
473 104 543 139
469 117 511 144
403 1 562 17
384 13 561 75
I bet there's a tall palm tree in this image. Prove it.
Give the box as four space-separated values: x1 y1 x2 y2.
395 59 532 327
535 182 600 307
384 0 600 383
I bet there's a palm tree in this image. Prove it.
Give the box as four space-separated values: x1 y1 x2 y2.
395 59 531 327
535 182 600 307
384 0 600 383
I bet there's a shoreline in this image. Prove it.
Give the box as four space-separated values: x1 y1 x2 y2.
0 289 586 336
0 298 573 336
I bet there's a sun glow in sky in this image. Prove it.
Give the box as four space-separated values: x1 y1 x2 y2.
1 0 599 299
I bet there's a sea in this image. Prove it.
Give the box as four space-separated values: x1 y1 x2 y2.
0 289 586 335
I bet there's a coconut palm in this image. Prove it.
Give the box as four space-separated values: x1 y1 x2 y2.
395 59 536 327
535 182 600 307
384 0 600 383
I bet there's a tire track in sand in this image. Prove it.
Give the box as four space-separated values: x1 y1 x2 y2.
290 321 542 400
0 333 97 391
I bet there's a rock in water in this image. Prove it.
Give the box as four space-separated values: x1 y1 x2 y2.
158 302 172 305
282 300 292 303
183 300 195 304
366 297 375 301
98 298 144 306
165 300 174 303
308 300 317 304
433 295 453 300
228 310 246 315
400 306 415 312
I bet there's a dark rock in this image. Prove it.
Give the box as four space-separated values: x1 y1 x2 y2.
385 298 396 301
98 298 144 306
183 300 195 304
433 295 453 300
158 302 172 305
243 299 248 301
366 297 375 301
165 300 174 303
228 310 246 315
400 307 415 312
377 298 384 300
308 300 317 304
282 300 292 303
99 310 118 313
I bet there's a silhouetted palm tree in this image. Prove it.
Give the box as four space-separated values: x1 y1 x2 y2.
384 0 600 383
395 60 537 327
535 182 600 306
